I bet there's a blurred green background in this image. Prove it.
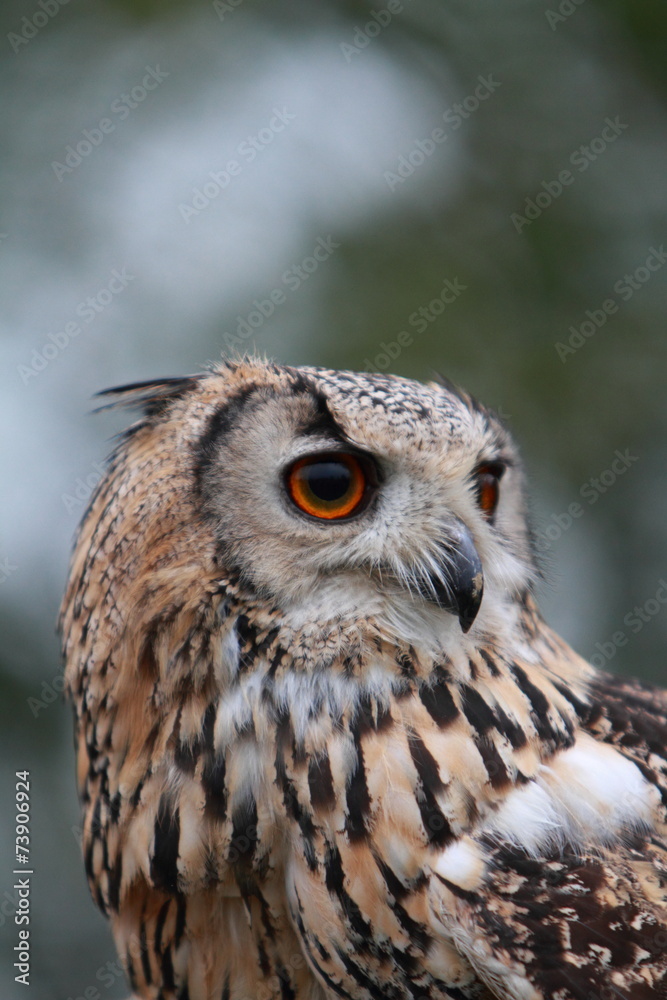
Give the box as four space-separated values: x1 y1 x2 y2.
1 0 666 996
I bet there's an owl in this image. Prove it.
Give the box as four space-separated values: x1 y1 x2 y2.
60 357 667 1000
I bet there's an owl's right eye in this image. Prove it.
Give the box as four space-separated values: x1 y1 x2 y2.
284 452 374 521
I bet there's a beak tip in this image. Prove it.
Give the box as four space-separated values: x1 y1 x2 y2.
460 570 484 632
439 539 484 633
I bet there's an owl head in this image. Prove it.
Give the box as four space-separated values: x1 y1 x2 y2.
87 358 536 657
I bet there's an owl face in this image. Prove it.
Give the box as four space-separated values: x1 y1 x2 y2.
191 362 535 644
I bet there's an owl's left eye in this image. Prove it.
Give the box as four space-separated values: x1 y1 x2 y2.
474 462 505 519
285 452 373 521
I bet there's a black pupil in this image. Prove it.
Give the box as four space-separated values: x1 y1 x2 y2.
305 462 352 502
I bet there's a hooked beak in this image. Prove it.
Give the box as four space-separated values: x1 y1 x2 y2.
410 519 484 633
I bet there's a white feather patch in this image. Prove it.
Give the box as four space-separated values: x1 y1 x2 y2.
485 780 563 855
539 732 658 843
433 837 487 891
484 732 657 855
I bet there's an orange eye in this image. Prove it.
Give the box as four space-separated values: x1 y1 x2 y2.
285 453 370 520
475 463 505 519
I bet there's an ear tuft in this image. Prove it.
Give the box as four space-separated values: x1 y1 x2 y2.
94 375 204 417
